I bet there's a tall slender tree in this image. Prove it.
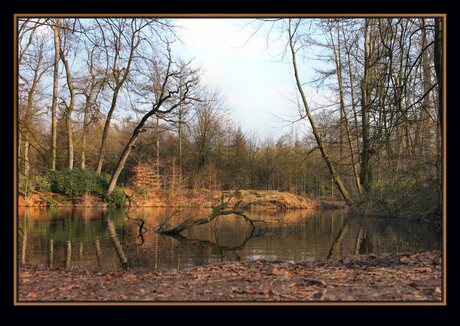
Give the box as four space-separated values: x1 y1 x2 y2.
50 19 60 171
58 20 76 170
288 19 353 205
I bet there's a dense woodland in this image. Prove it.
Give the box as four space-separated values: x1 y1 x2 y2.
17 18 443 219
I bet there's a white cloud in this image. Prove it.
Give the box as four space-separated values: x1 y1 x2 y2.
202 63 226 85
173 18 327 140
179 19 239 51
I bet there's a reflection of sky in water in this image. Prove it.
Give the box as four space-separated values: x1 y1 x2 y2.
18 207 441 272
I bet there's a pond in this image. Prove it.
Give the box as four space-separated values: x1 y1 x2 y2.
17 207 441 272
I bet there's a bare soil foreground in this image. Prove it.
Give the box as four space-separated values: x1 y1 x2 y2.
18 251 442 302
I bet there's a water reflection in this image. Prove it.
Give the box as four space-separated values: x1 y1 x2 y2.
17 207 441 271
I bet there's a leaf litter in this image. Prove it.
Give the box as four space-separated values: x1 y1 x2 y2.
18 251 442 302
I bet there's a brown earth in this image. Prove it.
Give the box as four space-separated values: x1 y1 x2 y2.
18 189 346 210
18 251 442 303
18 193 108 207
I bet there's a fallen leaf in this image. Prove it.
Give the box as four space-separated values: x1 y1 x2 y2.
271 267 282 276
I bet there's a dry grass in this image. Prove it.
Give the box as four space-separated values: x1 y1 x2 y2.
18 188 347 210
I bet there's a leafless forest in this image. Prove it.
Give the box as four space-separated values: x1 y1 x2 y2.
18 17 443 219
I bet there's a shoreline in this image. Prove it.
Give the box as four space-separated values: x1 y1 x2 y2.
18 189 348 210
18 250 442 302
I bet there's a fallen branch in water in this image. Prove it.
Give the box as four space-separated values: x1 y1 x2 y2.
156 190 259 235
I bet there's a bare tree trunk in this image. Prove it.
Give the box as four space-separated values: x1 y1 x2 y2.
156 115 160 178
106 94 182 195
19 28 46 179
344 38 361 153
65 100 74 170
178 86 184 188
434 18 443 134
50 20 60 171
96 23 141 175
51 20 61 171
107 121 147 195
81 131 86 170
18 130 22 172
288 20 353 206
96 89 119 174
360 84 371 190
434 17 443 207
106 46 198 196
80 96 90 170
59 28 75 171
360 19 374 192
330 25 362 195
81 45 101 170
418 19 432 157
18 20 38 66
22 47 43 179
178 119 183 188
23 130 30 179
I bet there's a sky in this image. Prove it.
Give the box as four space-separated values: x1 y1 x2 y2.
172 18 329 141
21 18 332 142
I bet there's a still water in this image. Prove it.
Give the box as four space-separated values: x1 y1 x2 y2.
18 207 441 272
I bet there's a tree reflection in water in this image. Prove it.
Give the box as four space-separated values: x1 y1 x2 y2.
17 207 441 271
168 225 256 262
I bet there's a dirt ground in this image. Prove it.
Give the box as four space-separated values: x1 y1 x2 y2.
18 251 442 303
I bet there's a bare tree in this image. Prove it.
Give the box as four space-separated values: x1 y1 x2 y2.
18 30 51 180
77 39 105 170
359 18 376 192
58 20 77 170
106 45 200 195
434 17 442 133
190 88 226 171
95 18 172 175
174 79 194 187
50 19 60 171
15 17 442 219
288 19 353 205
326 19 362 195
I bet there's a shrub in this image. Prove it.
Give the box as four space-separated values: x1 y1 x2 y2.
18 174 33 195
35 175 52 192
105 187 127 208
28 170 128 207
44 197 60 207
355 176 440 220
47 169 110 197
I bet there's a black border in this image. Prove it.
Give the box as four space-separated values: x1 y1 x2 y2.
2 0 455 321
